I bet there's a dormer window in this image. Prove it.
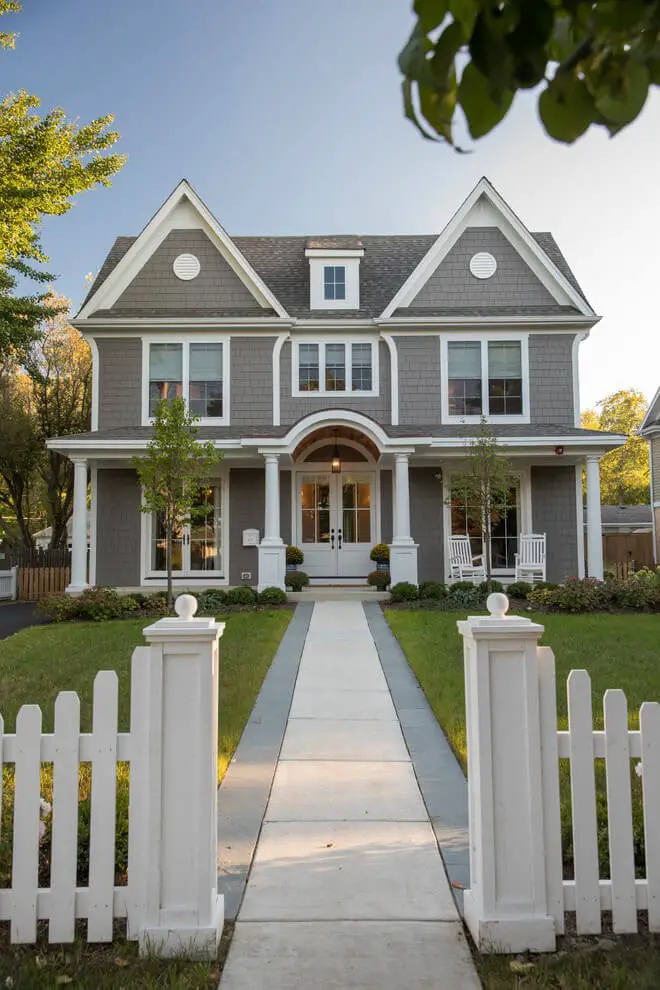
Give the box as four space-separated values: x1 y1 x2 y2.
306 239 364 310
324 265 346 301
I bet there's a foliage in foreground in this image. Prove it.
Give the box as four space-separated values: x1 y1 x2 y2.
400 1 660 148
529 570 660 612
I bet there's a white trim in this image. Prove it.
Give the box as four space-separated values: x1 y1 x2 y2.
272 333 289 426
89 465 98 586
89 337 100 432
291 337 379 398
571 332 588 428
379 316 597 328
440 332 530 425
575 461 586 578
650 443 657 566
140 335 231 427
305 249 364 258
79 179 289 319
381 177 595 319
309 258 361 311
380 332 399 426
641 386 660 434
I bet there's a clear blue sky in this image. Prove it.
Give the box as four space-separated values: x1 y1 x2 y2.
3 0 659 410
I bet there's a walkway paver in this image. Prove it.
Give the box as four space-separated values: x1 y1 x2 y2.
220 601 480 990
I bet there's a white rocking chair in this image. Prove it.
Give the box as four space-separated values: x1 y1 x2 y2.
449 536 486 584
514 533 547 584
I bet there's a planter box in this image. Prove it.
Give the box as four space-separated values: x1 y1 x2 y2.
376 560 389 572
286 563 298 572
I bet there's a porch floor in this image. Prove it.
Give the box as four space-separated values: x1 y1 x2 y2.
219 601 479 990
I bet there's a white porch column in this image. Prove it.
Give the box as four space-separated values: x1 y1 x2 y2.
586 455 604 580
390 452 418 585
258 452 286 591
66 457 89 593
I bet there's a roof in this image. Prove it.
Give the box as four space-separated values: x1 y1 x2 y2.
582 504 653 528
82 231 588 321
641 387 660 433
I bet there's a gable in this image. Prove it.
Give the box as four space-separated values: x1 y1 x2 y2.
112 229 266 314
408 227 556 311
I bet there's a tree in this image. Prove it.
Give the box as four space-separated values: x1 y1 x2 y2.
132 399 221 609
581 388 650 505
0 363 42 548
400 1 660 148
0 2 125 360
446 422 517 589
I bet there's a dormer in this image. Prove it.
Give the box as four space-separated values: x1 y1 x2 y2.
305 237 364 310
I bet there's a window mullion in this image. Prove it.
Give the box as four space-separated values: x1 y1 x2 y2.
183 342 190 412
347 342 352 393
482 340 489 417
320 343 326 395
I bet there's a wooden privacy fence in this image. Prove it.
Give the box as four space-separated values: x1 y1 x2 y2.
4 549 72 601
459 595 660 954
0 597 225 959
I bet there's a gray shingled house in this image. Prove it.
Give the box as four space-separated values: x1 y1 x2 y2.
641 389 660 564
48 177 624 593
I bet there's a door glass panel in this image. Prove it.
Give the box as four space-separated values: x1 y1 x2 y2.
450 483 519 567
190 487 222 572
300 476 331 543
342 476 371 544
151 512 184 572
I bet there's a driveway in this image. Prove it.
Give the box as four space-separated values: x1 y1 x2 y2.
0 602 49 641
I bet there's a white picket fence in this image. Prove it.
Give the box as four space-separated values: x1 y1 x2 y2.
0 566 17 600
459 594 660 953
0 597 225 958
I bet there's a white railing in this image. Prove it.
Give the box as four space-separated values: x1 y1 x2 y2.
458 593 660 953
0 565 18 600
0 595 225 958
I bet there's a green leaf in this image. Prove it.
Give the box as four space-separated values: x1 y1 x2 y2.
398 23 434 86
447 0 478 36
430 19 466 86
419 66 458 142
649 59 660 85
458 62 514 138
469 9 515 93
401 79 442 142
539 74 596 143
413 0 448 34
594 62 650 128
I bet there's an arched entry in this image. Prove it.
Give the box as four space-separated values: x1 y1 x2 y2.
292 426 380 579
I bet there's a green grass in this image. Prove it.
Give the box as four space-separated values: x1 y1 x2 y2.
0 612 290 985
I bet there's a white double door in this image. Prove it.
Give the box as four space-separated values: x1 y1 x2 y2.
296 470 376 578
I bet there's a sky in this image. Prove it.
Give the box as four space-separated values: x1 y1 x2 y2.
2 0 659 412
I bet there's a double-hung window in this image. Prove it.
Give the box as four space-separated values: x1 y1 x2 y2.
444 337 526 421
147 340 226 422
295 341 377 396
323 265 346 301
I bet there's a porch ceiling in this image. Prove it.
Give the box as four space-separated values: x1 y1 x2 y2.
292 426 380 463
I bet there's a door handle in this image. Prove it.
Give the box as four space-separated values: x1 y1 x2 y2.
330 528 335 549
338 528 342 550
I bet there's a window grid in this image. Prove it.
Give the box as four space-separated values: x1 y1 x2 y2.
295 342 375 396
450 484 520 570
323 265 346 301
325 343 346 391
446 339 524 419
148 341 226 420
299 343 320 392
351 343 373 392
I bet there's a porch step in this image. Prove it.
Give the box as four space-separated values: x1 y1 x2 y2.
288 588 390 602
308 577 368 587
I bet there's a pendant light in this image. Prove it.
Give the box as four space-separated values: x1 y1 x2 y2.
331 429 341 474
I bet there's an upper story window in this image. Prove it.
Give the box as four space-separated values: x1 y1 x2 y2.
323 266 346 301
145 339 228 424
442 335 528 423
293 340 378 397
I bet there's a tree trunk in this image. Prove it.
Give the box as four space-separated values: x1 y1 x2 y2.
166 524 174 612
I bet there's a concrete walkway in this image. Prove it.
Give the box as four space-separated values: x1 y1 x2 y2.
220 601 480 990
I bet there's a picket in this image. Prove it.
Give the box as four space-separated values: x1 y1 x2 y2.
87 671 119 942
603 689 637 932
49 692 81 943
126 647 151 940
640 701 660 931
567 670 602 934
537 646 564 934
11 706 43 943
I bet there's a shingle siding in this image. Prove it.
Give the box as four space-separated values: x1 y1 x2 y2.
279 340 391 426
113 230 264 312
396 337 442 427
409 228 556 310
380 471 393 544
651 436 660 500
98 338 142 429
96 469 141 586
410 467 444 582
531 465 578 581
231 336 275 427
229 468 264 586
529 334 575 426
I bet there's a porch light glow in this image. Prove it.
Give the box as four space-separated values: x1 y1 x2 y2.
331 431 341 473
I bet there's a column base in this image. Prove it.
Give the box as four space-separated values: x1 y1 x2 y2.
139 896 224 959
464 889 556 953
257 543 286 592
65 583 90 596
389 542 418 586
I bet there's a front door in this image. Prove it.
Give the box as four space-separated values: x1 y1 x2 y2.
297 471 375 578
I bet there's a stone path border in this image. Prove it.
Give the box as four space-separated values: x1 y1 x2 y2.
217 602 313 920
363 602 470 912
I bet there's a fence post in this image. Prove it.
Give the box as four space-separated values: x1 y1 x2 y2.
134 594 224 958
458 593 556 953
11 565 18 601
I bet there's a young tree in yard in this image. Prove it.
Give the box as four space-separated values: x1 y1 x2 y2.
400 1 660 148
448 422 516 590
132 399 221 609
581 388 650 504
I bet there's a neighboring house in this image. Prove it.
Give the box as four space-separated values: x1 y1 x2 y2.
641 388 660 564
582 504 655 571
47 177 625 593
33 516 92 552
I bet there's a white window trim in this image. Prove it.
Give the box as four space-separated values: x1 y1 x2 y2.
292 337 379 398
308 256 361 310
139 472 229 585
141 334 231 426
440 331 530 425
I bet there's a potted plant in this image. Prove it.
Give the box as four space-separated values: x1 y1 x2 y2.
367 569 390 591
286 545 304 572
370 543 390 572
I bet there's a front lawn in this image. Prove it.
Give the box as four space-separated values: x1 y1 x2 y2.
0 610 290 988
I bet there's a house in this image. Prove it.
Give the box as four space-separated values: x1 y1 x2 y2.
640 388 660 564
47 177 625 594
582 504 655 572
33 515 92 552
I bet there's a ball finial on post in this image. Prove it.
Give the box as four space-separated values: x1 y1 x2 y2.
486 592 509 619
175 594 198 621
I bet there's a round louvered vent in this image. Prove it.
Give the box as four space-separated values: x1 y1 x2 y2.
469 251 497 279
173 253 201 280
